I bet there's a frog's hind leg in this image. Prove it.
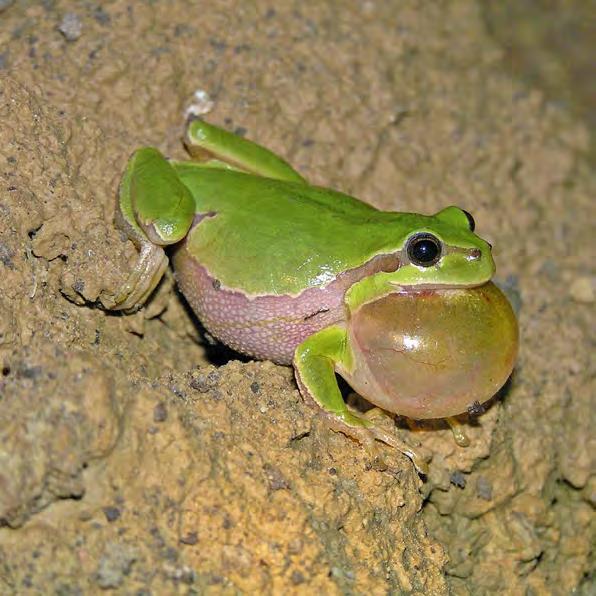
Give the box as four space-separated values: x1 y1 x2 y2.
184 118 306 183
293 326 429 475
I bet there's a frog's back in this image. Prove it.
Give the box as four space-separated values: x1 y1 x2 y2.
173 165 409 296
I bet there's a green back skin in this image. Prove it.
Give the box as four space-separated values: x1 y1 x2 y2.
173 162 486 297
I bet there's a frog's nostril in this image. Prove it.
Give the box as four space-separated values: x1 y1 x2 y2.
468 248 482 260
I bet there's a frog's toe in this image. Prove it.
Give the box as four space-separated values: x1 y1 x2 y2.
105 243 168 312
362 406 391 422
366 422 430 476
446 416 471 447
323 409 430 475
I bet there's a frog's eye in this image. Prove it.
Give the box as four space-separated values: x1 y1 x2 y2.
461 209 475 232
406 233 442 267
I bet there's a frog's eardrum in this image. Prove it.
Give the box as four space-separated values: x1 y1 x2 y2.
348 282 519 419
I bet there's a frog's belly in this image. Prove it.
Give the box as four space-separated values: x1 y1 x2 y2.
172 243 399 365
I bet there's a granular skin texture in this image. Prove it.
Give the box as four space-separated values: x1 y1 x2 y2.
0 1 593 594
173 247 399 364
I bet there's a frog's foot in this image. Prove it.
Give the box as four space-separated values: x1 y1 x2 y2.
446 416 470 447
105 242 168 312
324 409 430 475
363 406 432 470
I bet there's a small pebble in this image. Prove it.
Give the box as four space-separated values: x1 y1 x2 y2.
58 13 83 41
96 543 136 589
263 463 289 491
153 402 168 422
103 506 121 522
450 470 466 489
189 369 220 392
179 531 198 545
476 475 493 501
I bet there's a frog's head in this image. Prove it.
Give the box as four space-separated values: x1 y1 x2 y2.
342 207 516 420
388 206 494 290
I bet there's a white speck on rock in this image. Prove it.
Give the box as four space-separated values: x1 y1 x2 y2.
185 89 215 118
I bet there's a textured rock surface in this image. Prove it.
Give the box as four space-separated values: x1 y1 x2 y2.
0 1 593 594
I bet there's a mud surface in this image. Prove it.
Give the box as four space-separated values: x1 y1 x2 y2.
0 1 593 594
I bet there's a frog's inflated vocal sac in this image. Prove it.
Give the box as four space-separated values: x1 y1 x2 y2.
110 119 518 473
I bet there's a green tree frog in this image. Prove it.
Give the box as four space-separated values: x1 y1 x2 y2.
110 119 518 473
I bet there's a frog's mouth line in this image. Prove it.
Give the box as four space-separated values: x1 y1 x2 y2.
391 280 492 293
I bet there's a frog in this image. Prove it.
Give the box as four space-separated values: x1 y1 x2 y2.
109 118 518 474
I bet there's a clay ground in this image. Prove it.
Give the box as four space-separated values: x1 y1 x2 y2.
0 1 593 594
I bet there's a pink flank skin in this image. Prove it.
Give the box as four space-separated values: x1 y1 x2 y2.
172 240 400 364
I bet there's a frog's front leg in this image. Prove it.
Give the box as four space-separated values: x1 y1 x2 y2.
293 325 429 475
184 118 306 183
108 147 196 312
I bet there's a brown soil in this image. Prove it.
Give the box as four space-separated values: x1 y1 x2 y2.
0 1 593 594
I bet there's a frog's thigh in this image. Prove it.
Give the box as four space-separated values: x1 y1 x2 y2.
184 118 306 183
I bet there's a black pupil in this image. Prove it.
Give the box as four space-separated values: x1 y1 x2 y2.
408 235 441 266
